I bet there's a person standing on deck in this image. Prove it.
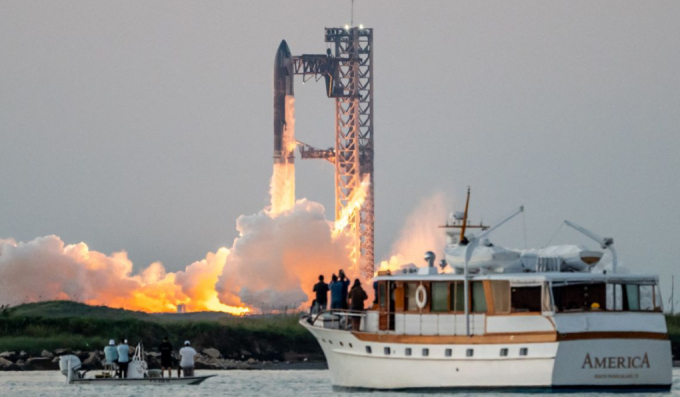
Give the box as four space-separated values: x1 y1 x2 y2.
159 336 174 378
313 275 329 312
116 339 130 379
179 340 197 377
349 279 368 331
339 270 350 310
329 274 343 309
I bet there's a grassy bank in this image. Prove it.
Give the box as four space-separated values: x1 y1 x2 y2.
0 301 320 361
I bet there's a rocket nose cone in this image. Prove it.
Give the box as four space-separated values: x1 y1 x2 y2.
277 40 291 58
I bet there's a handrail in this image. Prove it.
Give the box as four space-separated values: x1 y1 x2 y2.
310 308 367 324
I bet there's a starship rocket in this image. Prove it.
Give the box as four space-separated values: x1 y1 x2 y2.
274 40 294 165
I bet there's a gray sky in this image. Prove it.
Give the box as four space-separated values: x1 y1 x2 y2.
1 1 679 299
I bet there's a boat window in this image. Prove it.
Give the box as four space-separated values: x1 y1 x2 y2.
511 286 542 312
405 348 412 356
366 346 372 354
500 348 508 357
445 348 452 357
624 284 640 311
431 282 449 312
450 282 465 312
384 347 390 355
491 281 510 314
640 285 654 310
520 348 528 356
552 283 606 312
471 281 487 313
405 282 418 311
379 282 387 309
466 349 474 357
422 348 429 357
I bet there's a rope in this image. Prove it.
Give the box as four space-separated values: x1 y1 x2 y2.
544 222 564 248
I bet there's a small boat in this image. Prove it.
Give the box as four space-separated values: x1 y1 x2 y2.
59 344 215 386
301 191 673 391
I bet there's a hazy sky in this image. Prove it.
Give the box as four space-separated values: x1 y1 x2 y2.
1 2 679 299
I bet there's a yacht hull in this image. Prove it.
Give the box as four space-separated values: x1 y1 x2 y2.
302 321 672 390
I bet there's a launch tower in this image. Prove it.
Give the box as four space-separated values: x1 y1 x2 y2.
286 27 374 278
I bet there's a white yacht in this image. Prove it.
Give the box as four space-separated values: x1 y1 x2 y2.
301 193 672 391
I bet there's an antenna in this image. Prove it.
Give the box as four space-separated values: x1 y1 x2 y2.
459 186 471 245
351 0 354 27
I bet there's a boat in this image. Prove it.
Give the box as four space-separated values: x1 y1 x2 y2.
59 343 215 386
301 190 672 391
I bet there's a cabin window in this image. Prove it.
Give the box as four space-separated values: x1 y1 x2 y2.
520 348 528 356
511 286 542 312
384 347 390 355
608 283 657 311
500 348 508 357
422 348 429 357
379 282 387 309
405 348 412 356
466 348 474 357
471 281 487 313
491 281 510 314
450 282 465 312
431 282 449 312
445 348 452 357
624 284 640 311
552 283 606 312
366 346 372 354
405 283 418 311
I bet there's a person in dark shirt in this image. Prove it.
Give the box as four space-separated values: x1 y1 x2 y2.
329 274 342 309
349 279 369 331
159 336 174 378
312 275 329 312
339 270 351 310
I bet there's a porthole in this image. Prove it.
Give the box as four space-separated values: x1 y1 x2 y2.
321 339 326 343
445 348 452 357
422 348 429 357
466 349 474 357
384 347 390 355
500 348 508 357
366 346 372 354
328 340 333 345
339 342 344 347
349 343 353 348
405 348 412 356
520 348 528 356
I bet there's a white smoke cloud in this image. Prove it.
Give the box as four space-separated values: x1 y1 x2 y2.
216 199 353 310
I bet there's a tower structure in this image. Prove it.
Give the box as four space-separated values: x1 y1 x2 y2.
289 27 374 278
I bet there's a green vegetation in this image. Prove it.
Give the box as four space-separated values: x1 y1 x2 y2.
0 301 321 360
666 314 680 359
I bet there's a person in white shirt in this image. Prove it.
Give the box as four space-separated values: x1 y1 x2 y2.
179 340 197 377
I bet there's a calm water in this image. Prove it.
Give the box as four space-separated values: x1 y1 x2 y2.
0 370 678 396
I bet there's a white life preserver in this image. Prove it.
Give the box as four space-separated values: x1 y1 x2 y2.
415 284 427 309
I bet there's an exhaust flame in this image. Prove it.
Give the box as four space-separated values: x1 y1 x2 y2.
270 96 296 216
332 174 371 238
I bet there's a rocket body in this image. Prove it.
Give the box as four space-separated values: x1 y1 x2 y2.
274 40 295 164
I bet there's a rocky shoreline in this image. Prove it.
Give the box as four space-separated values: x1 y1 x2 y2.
0 348 327 371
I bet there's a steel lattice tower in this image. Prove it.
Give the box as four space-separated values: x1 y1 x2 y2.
291 27 374 278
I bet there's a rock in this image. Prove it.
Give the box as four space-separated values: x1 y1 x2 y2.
83 351 101 367
0 352 17 362
202 348 221 359
16 359 26 366
26 357 55 370
18 351 28 359
41 350 54 359
0 357 14 369
247 358 256 364
54 349 70 356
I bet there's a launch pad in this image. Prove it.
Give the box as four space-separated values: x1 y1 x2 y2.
274 27 374 278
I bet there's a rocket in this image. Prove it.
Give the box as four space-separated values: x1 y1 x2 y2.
274 40 295 165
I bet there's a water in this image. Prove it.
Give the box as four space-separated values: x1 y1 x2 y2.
0 369 679 396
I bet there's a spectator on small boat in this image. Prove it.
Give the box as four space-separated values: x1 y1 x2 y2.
349 279 368 331
329 274 343 309
159 336 174 378
339 270 351 310
104 339 118 365
117 339 130 379
313 275 329 312
179 340 197 377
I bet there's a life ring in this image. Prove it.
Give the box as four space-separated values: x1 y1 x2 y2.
415 284 427 309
